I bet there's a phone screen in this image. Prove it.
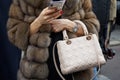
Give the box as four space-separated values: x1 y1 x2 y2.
49 0 66 10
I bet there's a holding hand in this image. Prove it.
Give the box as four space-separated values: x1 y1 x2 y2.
49 19 76 32
49 19 84 36
30 7 62 35
37 7 62 24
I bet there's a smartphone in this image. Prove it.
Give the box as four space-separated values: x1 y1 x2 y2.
49 0 66 10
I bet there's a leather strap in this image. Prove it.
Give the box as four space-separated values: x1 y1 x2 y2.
53 42 75 80
63 30 69 40
73 20 89 35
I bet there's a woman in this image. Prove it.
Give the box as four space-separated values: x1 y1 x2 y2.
7 0 100 80
92 0 111 56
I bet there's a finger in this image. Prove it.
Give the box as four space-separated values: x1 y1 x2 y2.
54 12 62 19
52 24 57 31
52 25 63 33
45 7 57 15
46 12 62 22
54 27 62 32
45 14 61 23
53 27 59 33
48 11 61 19
50 11 63 22
46 18 56 22
51 10 63 19
52 26 56 32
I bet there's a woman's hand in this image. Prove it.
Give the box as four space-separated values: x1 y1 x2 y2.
30 7 62 35
49 19 76 32
50 19 84 36
37 7 62 24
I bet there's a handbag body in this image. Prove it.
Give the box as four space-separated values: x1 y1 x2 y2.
57 31 106 74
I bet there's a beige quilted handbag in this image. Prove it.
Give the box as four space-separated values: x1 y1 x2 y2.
53 21 106 80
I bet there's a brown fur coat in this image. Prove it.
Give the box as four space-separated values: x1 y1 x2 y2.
7 0 100 80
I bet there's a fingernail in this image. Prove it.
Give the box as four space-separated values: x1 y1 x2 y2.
60 10 63 15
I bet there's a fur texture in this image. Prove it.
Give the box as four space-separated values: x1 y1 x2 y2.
20 58 49 79
7 0 100 80
26 46 49 63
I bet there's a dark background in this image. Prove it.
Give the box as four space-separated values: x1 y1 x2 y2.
0 0 21 80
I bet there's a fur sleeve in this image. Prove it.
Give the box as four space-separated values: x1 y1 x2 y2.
81 0 100 36
7 2 30 50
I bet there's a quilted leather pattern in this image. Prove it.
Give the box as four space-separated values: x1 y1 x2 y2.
57 34 106 74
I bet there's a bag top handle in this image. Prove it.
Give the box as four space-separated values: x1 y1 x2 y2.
74 20 89 35
63 20 89 40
